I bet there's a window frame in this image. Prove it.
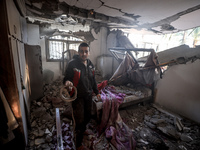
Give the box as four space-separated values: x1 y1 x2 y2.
45 36 83 62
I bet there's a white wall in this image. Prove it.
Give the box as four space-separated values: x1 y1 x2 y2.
155 59 200 123
107 30 120 74
97 56 113 79
27 24 40 45
89 27 108 66
96 29 120 79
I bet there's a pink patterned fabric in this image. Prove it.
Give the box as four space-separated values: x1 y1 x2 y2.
98 86 136 150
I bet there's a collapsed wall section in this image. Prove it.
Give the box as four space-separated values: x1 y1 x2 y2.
155 46 200 123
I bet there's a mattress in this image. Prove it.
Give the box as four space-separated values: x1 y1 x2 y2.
92 85 152 113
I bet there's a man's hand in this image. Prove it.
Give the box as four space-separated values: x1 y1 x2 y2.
65 81 73 87
65 81 73 91
96 94 101 101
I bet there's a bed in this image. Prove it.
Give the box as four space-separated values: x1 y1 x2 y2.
92 85 153 121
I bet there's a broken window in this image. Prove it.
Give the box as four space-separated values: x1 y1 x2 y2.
46 35 83 61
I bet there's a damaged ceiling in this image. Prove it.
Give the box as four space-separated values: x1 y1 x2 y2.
24 0 200 34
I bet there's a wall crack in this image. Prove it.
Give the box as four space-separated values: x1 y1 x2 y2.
98 0 140 20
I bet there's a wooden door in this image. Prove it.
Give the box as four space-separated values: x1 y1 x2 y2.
25 44 44 101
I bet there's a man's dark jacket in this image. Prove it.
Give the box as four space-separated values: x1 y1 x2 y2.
63 55 99 97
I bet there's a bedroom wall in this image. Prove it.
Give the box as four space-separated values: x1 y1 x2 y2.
155 59 200 123
28 24 119 81
39 26 109 81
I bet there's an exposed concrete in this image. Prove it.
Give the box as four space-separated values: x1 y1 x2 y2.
155 59 200 123
25 0 200 34
157 45 200 64
140 4 200 32
25 0 136 29
139 45 200 64
73 31 96 42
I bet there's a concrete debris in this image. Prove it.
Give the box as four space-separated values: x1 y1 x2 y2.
41 143 50 149
179 145 188 150
174 117 184 131
45 128 51 135
26 77 200 149
150 118 165 124
138 139 149 145
144 120 156 129
180 133 193 142
38 129 45 137
144 115 151 121
45 135 52 143
26 77 74 150
119 104 200 149
73 31 96 42
35 138 45 145
183 127 191 132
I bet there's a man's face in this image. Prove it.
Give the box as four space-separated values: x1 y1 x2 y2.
78 46 89 61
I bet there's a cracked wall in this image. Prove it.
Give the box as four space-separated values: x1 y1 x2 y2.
155 59 200 123
155 46 200 123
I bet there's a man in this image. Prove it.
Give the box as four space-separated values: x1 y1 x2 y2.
63 42 101 148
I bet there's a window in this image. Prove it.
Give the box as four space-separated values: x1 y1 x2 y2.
46 35 83 61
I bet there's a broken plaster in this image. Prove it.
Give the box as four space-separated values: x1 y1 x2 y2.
141 4 200 33
98 0 140 20
26 1 138 30
25 0 200 34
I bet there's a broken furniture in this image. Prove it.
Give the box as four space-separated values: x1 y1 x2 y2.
109 47 154 64
93 85 152 121
93 46 160 120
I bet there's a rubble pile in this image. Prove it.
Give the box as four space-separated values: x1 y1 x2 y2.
26 77 74 150
26 77 200 150
43 77 64 98
27 96 57 150
51 122 75 150
120 104 200 150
